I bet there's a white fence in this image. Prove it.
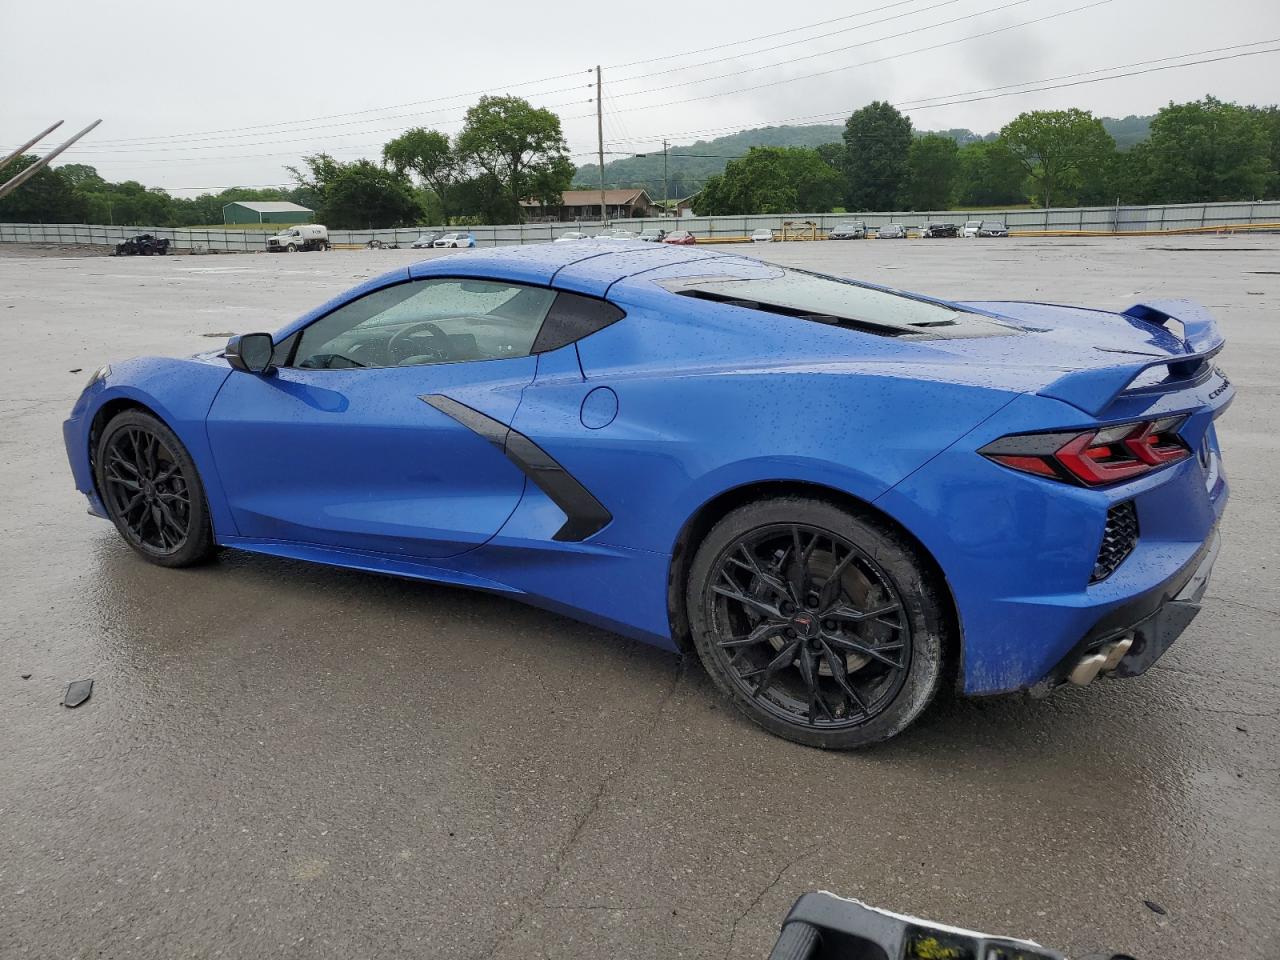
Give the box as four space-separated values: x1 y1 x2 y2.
3 200 1279 252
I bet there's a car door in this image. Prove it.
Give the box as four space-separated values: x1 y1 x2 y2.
205 276 559 559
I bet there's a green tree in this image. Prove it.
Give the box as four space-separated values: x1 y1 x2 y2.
1138 97 1271 203
694 146 843 215
56 163 105 191
1251 105 1280 197
0 156 87 222
999 108 1115 207
954 141 1026 205
901 134 960 209
842 101 913 211
383 128 462 224
455 96 573 223
288 154 422 229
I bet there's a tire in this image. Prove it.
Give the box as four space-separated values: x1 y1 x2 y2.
286 243 297 252
94 410 216 568
686 497 948 749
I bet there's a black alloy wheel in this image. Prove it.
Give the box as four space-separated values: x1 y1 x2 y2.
95 410 215 567
688 498 947 748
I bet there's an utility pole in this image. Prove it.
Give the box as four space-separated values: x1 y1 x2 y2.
0 119 102 202
596 65 607 226
0 120 63 176
663 139 669 217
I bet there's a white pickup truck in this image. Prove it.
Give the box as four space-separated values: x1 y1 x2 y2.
266 224 330 252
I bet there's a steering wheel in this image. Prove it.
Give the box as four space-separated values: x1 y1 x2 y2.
388 321 450 364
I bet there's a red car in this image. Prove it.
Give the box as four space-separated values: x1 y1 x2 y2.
663 230 696 245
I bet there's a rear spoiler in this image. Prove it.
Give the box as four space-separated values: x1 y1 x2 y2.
1038 299 1225 416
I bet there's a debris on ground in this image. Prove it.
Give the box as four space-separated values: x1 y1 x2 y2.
1143 900 1168 916
62 679 93 708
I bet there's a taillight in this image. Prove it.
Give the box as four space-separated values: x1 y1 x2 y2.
980 417 1190 486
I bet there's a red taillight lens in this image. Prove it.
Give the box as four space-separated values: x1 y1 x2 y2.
981 417 1190 486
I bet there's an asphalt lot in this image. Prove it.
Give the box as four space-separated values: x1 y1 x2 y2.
1 236 1277 959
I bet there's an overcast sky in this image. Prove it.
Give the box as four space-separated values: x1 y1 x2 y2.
3 0 1278 194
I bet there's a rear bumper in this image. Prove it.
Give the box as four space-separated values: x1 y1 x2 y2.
1031 528 1219 693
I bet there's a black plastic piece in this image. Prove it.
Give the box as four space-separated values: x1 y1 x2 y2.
532 291 625 354
768 920 821 960
770 893 1065 960
1091 500 1139 583
421 394 612 542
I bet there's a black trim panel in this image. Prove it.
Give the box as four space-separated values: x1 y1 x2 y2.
421 394 612 542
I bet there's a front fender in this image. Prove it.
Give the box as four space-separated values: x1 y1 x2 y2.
64 356 236 538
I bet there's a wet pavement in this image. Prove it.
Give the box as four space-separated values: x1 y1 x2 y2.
2 237 1277 958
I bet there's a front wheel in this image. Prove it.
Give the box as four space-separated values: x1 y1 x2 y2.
687 498 948 749
94 410 216 568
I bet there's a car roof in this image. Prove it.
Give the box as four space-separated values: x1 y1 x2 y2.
408 239 727 294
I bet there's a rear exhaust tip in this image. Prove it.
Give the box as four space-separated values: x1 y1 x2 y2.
1068 633 1136 687
1068 652 1108 686
1100 633 1135 672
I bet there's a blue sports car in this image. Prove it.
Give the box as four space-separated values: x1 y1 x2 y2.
63 241 1231 748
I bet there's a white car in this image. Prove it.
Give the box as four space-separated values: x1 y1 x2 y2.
962 220 983 238
597 228 639 240
555 231 589 242
433 232 476 248
750 228 775 243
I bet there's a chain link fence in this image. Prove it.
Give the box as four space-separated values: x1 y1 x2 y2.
3 200 1279 252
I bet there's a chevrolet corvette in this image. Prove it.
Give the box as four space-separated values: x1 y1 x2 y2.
63 241 1232 747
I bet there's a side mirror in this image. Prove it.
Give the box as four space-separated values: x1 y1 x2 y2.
225 332 276 374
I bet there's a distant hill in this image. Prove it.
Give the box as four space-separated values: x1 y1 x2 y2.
574 116 1153 197
1102 115 1153 150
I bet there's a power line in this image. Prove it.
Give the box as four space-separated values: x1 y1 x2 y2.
25 0 1065 162
32 0 954 150
606 0 1034 102
565 0 1114 120
608 0 934 70
78 69 596 147
605 0 969 86
599 38 1280 152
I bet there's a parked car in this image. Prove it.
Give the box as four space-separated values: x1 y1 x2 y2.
750 228 775 243
555 231 590 243
977 220 1009 237
877 223 907 239
962 220 984 237
433 232 476 248
827 221 867 240
598 228 639 241
267 224 329 253
921 222 959 238
663 230 696 245
365 238 400 250
639 228 667 242
63 242 1232 748
411 232 445 248
114 234 170 256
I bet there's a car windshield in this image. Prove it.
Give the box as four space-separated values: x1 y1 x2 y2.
983 222 1006 229
658 266 1016 339
835 223 859 231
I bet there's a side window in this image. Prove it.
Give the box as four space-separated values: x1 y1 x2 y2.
532 292 625 353
290 278 557 369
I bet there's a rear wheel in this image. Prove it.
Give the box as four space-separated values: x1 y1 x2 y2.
687 498 947 749
95 410 215 568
